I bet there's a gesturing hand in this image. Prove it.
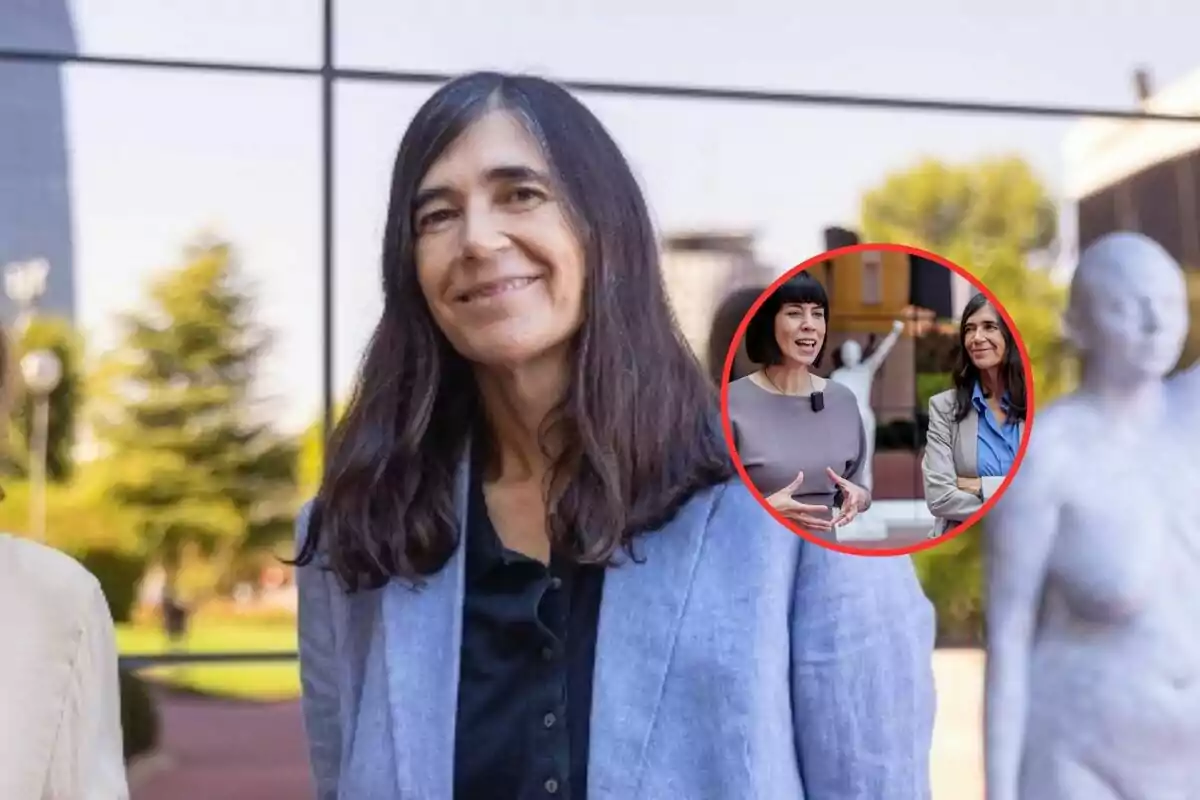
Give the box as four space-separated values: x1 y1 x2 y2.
827 467 870 527
765 471 834 533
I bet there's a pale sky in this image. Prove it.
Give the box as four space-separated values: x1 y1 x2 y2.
9 0 1200 431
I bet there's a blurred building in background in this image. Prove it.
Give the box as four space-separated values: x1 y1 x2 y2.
812 227 972 425
0 0 79 321
1065 66 1200 268
660 230 778 382
816 239 915 426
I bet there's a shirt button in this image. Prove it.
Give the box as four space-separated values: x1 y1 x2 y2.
549 577 562 590
544 778 560 794
541 646 555 661
543 712 557 728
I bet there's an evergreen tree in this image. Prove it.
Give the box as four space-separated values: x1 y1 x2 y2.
95 237 297 598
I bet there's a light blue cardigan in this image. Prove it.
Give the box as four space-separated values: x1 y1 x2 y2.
296 449 937 799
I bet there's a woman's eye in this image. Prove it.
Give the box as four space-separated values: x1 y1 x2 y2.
416 208 456 231
504 186 545 207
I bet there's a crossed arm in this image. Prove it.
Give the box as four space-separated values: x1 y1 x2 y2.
922 397 1004 523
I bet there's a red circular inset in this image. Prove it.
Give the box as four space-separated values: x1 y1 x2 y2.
718 242 1037 557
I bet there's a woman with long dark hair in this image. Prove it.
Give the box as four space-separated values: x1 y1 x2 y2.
922 291 1027 538
294 71 935 800
725 271 873 541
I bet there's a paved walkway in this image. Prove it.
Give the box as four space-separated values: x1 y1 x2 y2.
930 649 985 800
131 651 985 799
130 692 310 800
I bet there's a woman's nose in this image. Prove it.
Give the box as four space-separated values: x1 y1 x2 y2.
461 205 509 260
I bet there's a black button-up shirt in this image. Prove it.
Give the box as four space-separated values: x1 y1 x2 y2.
453 465 605 800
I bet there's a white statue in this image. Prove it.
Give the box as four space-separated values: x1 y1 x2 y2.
984 231 1200 800
829 319 904 492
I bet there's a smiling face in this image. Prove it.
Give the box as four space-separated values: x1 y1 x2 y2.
773 302 826 367
413 109 586 370
963 302 1007 372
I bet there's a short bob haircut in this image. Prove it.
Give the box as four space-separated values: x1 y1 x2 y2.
951 292 1027 424
294 72 733 592
743 270 831 368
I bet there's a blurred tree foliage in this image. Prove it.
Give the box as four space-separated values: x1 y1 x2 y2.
0 480 143 621
1178 271 1200 374
296 403 345 502
7 316 83 482
862 154 1074 401
90 237 299 601
861 155 1076 646
913 329 959 374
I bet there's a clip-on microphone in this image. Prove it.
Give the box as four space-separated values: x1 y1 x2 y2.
810 391 825 413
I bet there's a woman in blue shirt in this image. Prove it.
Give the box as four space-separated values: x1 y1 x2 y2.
922 292 1028 538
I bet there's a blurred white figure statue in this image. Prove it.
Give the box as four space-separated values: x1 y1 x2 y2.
984 232 1200 800
829 319 904 492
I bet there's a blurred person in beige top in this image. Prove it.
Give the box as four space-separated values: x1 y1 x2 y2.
0 329 129 800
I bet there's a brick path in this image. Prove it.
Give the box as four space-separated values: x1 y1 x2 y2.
130 692 310 800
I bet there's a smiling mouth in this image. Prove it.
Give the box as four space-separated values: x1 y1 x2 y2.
795 338 818 350
457 276 539 303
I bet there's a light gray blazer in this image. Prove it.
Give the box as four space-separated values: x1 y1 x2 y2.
922 389 1024 537
0 535 129 800
296 447 937 800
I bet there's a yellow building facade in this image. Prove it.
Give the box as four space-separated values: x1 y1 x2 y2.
810 249 912 335
810 250 916 423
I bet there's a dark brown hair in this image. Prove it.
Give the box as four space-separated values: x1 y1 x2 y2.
294 72 733 592
743 271 830 368
952 292 1027 423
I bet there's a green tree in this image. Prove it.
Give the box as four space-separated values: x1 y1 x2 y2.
8 316 84 481
862 154 1073 400
296 403 345 501
1179 271 1200 374
0 480 144 621
860 155 1074 646
94 237 298 600
298 418 323 503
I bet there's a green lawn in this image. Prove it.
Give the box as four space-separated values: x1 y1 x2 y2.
117 622 300 701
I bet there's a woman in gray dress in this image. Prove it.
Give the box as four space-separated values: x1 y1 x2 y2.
727 271 872 541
